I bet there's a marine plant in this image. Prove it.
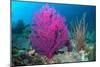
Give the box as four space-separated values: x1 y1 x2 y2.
71 13 88 52
30 4 71 59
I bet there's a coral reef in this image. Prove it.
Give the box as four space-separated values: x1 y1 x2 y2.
12 51 44 66
69 13 96 61
11 4 96 66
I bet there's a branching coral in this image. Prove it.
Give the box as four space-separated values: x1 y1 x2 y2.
71 13 88 52
30 4 71 59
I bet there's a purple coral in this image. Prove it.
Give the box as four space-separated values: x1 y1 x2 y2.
30 4 71 59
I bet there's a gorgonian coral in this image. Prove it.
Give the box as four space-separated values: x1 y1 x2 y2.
72 13 87 52
30 4 71 59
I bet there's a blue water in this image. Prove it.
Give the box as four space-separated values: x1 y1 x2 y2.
12 1 96 32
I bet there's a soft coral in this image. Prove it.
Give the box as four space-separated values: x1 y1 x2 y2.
30 4 71 59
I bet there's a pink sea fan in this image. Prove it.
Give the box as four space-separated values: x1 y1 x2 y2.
30 4 71 59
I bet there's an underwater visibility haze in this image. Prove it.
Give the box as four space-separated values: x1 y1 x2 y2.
11 1 96 66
